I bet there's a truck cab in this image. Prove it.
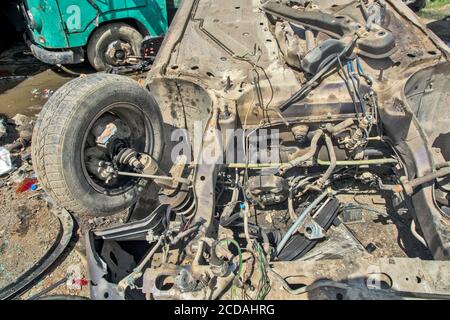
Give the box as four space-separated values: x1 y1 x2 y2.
21 0 179 71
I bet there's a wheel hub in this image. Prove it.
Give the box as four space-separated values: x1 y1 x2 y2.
81 106 151 195
105 40 133 66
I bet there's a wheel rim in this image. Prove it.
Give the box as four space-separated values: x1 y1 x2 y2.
81 102 154 196
104 40 134 66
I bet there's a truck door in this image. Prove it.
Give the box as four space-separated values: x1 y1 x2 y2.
56 0 168 47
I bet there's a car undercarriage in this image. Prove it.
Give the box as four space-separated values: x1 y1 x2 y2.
31 0 450 300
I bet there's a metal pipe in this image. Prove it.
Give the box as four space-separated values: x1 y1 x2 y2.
227 163 279 169
305 28 315 52
317 158 398 166
316 135 336 187
436 161 450 170
409 167 450 189
400 166 450 195
288 192 297 221
117 171 191 185
170 225 201 245
243 203 252 247
325 118 354 135
134 237 163 273
220 170 240 226
226 158 398 169
276 189 331 254
279 130 323 174
278 35 358 110
117 237 163 293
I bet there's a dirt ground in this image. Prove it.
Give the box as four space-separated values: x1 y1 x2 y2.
418 1 450 21
0 6 447 299
336 192 432 260
0 114 131 299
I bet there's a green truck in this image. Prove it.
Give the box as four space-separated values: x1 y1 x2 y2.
21 0 179 71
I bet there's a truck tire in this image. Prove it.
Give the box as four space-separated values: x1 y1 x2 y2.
87 22 143 71
32 74 164 217
407 0 426 12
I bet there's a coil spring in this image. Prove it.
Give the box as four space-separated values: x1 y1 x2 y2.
159 187 196 220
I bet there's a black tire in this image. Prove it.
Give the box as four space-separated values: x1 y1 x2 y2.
36 295 90 300
32 74 164 217
407 0 426 12
87 22 143 71
427 19 450 45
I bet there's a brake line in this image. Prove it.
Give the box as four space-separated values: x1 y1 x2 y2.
276 189 332 254
278 35 359 111
225 157 399 169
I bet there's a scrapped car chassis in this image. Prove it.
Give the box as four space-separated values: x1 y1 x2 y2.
32 0 450 300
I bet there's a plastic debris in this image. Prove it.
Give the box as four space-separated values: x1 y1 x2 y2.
16 178 38 193
43 89 54 99
31 88 54 99
10 169 27 184
12 114 32 127
88 217 107 226
0 118 6 140
12 114 33 141
72 278 89 287
365 243 377 254
31 88 40 98
0 147 12 176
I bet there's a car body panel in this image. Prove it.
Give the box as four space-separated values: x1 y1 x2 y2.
23 0 173 49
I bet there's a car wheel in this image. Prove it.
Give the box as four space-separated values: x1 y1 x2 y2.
87 22 143 71
32 74 164 217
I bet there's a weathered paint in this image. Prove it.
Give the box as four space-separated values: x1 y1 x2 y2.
24 0 171 49
26 0 69 48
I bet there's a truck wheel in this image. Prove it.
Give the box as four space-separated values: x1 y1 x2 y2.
87 23 143 71
32 74 164 217
407 0 426 12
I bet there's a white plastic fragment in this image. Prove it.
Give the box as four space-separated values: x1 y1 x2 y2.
0 147 12 176
0 119 6 139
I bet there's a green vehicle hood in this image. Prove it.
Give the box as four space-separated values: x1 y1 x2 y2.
25 0 69 48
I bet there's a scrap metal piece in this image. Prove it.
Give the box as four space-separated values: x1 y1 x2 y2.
268 257 450 299
342 206 364 224
93 204 169 241
245 175 289 206
275 197 342 261
276 189 331 253
300 215 326 240
261 1 396 59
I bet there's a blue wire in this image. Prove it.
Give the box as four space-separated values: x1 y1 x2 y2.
356 57 365 75
347 61 352 74
347 60 365 114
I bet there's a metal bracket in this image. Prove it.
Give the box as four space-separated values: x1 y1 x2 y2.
299 216 326 240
